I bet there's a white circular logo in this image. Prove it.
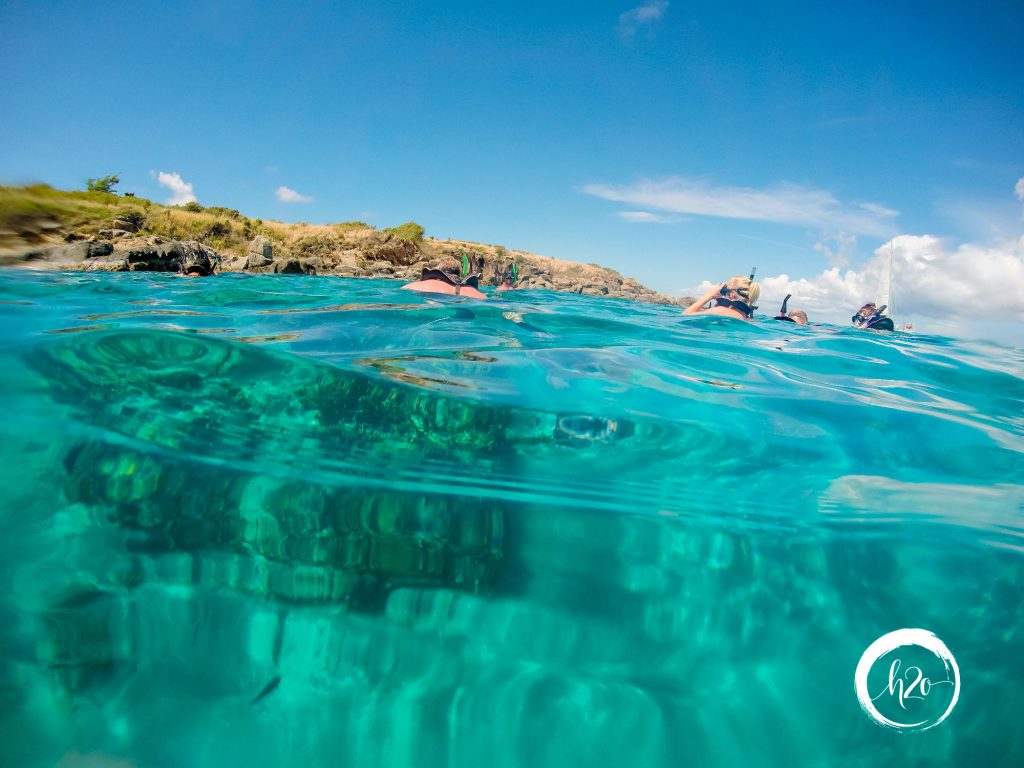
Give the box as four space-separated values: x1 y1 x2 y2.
855 628 960 732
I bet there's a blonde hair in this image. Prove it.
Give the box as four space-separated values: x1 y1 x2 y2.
725 275 760 307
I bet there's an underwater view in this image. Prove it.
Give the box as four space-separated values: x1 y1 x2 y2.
0 270 1021 768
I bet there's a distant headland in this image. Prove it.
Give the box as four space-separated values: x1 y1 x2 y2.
0 184 689 307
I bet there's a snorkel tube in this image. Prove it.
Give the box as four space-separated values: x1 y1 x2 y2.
458 251 484 280
775 294 795 322
425 251 484 294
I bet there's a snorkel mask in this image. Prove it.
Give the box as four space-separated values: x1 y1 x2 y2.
502 262 518 285
852 304 887 328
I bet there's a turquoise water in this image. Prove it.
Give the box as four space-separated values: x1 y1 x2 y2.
0 271 1022 767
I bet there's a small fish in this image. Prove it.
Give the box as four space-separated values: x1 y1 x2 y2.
250 675 281 705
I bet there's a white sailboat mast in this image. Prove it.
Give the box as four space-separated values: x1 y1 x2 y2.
875 242 893 315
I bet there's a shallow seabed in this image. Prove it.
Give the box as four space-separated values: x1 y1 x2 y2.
0 272 1022 768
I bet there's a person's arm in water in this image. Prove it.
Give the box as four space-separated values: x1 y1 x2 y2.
683 284 724 315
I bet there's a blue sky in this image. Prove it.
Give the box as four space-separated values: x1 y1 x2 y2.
1 0 1022 338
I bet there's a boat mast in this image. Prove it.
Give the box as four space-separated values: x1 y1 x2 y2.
888 241 894 318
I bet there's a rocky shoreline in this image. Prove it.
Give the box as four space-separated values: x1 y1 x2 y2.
0 195 690 306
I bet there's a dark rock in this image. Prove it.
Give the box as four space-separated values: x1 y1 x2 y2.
112 217 139 233
365 260 395 276
273 259 316 275
248 235 273 261
245 236 274 270
246 253 273 270
81 241 114 259
38 240 114 262
361 234 421 267
108 239 220 273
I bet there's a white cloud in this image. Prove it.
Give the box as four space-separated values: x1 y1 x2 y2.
152 170 197 205
1015 177 1024 203
618 1 668 39
617 210 682 224
583 177 899 236
276 185 313 204
746 234 1024 333
814 231 858 268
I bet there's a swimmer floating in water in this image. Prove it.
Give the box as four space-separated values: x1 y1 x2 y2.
852 302 895 331
402 253 487 299
496 261 519 292
773 294 809 324
175 252 219 277
683 271 761 320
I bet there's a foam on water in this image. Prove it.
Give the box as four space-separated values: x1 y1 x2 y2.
0 271 1022 767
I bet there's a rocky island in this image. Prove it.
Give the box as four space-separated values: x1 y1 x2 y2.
0 184 689 306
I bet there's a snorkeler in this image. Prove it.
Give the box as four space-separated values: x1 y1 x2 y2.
773 294 809 324
176 251 218 277
852 302 894 331
402 252 487 299
496 261 519 292
786 309 808 324
683 271 761 320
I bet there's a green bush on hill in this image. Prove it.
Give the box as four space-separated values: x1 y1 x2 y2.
115 209 147 229
204 206 241 219
86 175 120 194
295 235 346 260
200 221 232 241
383 222 425 242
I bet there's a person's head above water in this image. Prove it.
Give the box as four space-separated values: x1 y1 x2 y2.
497 261 518 291
723 275 760 308
682 273 761 320
401 253 487 298
178 252 216 277
774 294 807 324
787 309 808 324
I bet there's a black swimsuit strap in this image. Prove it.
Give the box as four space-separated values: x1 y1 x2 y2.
421 268 458 286
420 268 481 294
713 297 753 317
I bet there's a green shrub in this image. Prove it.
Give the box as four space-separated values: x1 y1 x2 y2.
384 221 425 242
295 235 344 260
115 209 147 228
180 201 204 213
205 206 241 219
200 221 231 241
86 174 120 194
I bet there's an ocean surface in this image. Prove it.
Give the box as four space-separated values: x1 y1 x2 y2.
0 270 1021 768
